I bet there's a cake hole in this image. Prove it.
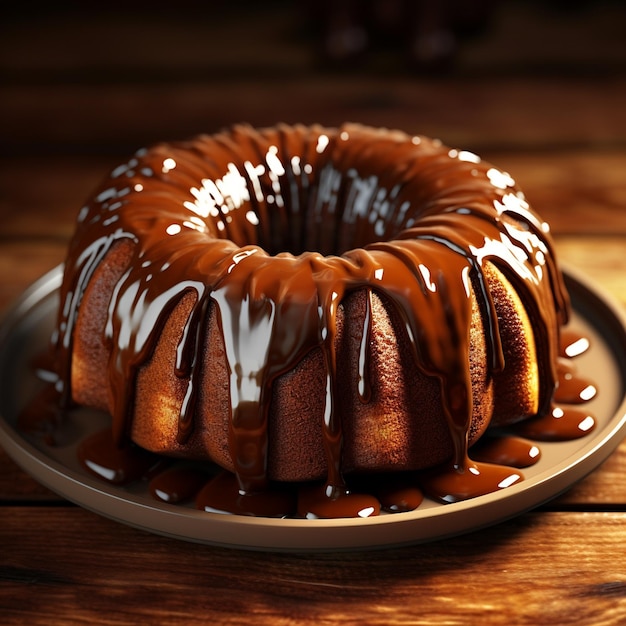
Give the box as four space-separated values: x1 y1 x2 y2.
209 164 408 257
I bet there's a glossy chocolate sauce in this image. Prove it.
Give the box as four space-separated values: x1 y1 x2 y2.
77 428 162 485
22 327 595 516
45 123 589 518
470 435 541 468
150 466 217 505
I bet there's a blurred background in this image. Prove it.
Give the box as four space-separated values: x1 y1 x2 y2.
2 1 625 151
1 0 625 306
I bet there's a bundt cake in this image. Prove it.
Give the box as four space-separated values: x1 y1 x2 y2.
51 123 572 517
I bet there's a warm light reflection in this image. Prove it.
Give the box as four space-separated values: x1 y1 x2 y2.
493 193 542 237
182 219 207 233
470 235 537 285
245 161 266 202
458 150 480 163
227 247 258 274
498 474 522 489
487 167 515 189
461 265 471 297
187 163 250 220
316 134 330 153
578 416 595 432
564 337 590 357
162 158 177 173
357 506 376 518
418 263 437 293
266 146 285 176
290 156 301 175
579 385 597 401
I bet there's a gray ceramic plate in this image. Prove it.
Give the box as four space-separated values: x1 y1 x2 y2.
1 265 625 551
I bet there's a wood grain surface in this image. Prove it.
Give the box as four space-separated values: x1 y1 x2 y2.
1 2 626 624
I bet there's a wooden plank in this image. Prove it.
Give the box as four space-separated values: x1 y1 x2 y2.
556 235 626 309
555 440 626 507
0 449 58 501
0 241 66 314
0 156 115 241
1 508 626 625
487 151 626 236
2 77 625 157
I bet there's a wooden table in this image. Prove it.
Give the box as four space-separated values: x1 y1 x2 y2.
1 3 626 624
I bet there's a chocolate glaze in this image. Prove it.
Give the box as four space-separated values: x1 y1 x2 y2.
196 471 297 518
78 428 161 485
470 435 541 468
149 466 210 504
298 483 381 519
420 459 524 504
17 384 63 446
559 328 591 358
514 406 596 442
554 371 597 404
23 322 595 517
51 124 574 515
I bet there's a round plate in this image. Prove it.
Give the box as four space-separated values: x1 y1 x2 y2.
1 265 625 552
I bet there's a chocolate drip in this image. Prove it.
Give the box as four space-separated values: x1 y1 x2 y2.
149 466 213 504
53 123 570 506
357 289 373 403
471 435 541 468
78 428 161 485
